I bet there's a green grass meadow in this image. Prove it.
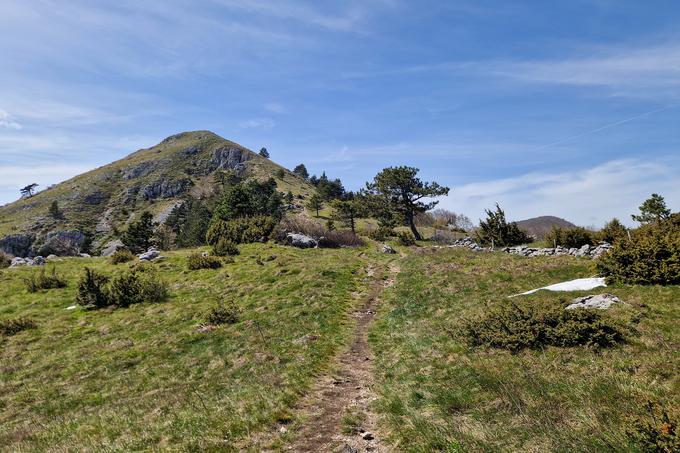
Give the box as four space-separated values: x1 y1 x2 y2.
370 247 679 452
1 244 373 451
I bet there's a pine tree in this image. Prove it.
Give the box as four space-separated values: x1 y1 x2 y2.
293 164 309 179
259 147 270 158
632 193 671 224
475 204 530 247
122 212 156 253
306 193 324 217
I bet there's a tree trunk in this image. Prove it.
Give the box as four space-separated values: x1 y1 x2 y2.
408 213 422 240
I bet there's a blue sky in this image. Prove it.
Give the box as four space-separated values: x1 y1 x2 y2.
1 0 679 226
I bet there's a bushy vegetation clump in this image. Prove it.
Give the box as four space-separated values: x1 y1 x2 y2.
396 231 416 246
0 251 11 268
206 215 278 246
23 267 68 292
187 253 223 270
205 301 240 325
0 317 37 336
597 218 628 244
76 266 168 309
109 248 135 264
212 238 240 256
462 299 628 352
476 203 531 247
627 401 679 453
367 226 395 242
544 226 594 248
597 213 680 285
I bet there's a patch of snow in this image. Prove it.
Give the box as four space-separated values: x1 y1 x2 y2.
65 305 78 310
511 277 606 297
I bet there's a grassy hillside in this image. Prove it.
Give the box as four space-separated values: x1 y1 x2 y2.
0 244 386 451
2 242 677 451
0 131 314 240
371 248 679 451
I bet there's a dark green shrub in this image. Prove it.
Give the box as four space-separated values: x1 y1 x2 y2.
206 215 278 246
206 301 239 325
108 269 167 307
0 251 11 268
0 317 37 336
76 268 110 308
75 267 167 309
368 226 394 242
396 231 416 246
627 401 679 453
597 213 680 285
23 267 68 292
476 204 531 247
462 299 627 352
212 238 240 256
109 248 135 264
597 218 628 244
544 226 594 248
187 253 222 270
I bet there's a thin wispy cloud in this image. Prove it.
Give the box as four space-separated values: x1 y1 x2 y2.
0 110 22 130
238 118 276 130
441 157 680 227
496 43 680 97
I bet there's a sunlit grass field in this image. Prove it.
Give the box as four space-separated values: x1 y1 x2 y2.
0 244 372 451
371 247 679 452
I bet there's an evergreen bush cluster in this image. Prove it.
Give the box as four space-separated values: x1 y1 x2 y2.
76 266 168 309
0 317 37 336
109 248 135 264
205 301 240 325
544 226 594 248
212 238 240 256
206 215 278 246
475 204 530 247
187 253 223 270
597 213 680 285
396 231 417 246
462 299 628 352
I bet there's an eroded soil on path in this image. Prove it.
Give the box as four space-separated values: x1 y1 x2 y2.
284 260 400 453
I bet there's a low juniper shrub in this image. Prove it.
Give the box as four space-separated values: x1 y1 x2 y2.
187 253 223 270
109 248 135 265
23 267 68 292
206 301 239 325
461 299 628 352
0 317 37 336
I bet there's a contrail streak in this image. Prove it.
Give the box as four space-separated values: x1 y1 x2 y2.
538 104 677 149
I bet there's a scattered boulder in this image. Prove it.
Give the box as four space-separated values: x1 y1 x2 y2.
100 239 125 257
566 293 623 310
283 233 318 249
448 237 485 252
79 253 91 258
381 244 396 254
10 256 45 267
138 247 161 261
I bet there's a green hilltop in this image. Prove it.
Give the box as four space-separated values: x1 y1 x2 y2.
0 131 314 249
